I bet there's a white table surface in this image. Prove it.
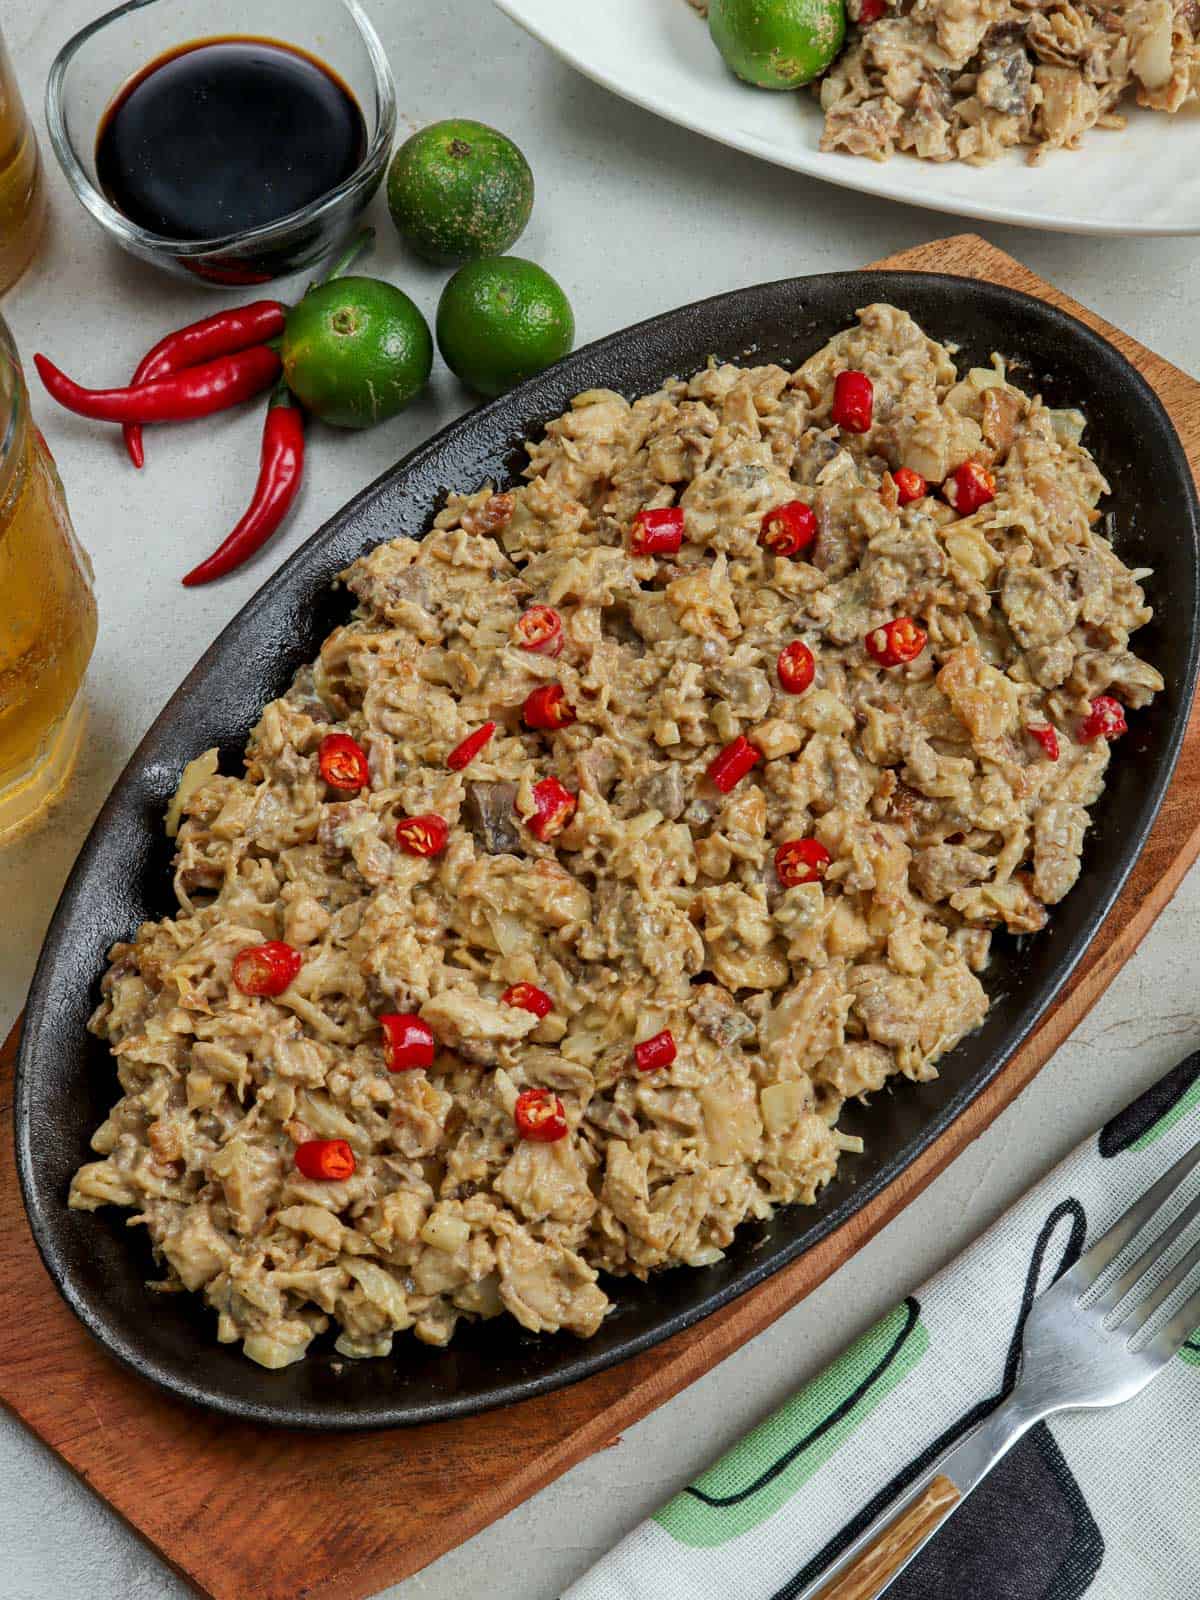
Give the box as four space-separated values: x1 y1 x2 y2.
3 4 1199 1598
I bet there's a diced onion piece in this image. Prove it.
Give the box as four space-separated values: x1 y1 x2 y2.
760 1081 808 1134
834 1129 865 1154
1048 408 1086 446
420 1214 471 1253
165 747 219 837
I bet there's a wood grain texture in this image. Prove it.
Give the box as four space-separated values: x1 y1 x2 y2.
3 234 1200 1600
813 1476 960 1600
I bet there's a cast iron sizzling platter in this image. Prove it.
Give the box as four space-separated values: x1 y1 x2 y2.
16 273 1200 1429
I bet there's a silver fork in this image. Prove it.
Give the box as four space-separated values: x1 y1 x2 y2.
798 1138 1200 1600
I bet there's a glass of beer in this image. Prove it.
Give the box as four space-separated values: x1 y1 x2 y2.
0 312 96 842
0 26 46 293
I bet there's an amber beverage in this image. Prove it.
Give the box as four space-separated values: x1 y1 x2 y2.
0 28 45 293
0 315 96 841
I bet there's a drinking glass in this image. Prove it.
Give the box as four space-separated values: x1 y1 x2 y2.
0 313 97 842
0 27 46 293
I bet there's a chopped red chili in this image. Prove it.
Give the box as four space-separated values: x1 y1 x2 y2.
447 721 497 771
630 505 684 557
865 617 927 668
294 1139 356 1182
634 1029 677 1073
1079 696 1127 742
775 838 831 887
514 1087 568 1142
760 499 817 558
501 983 553 1018
318 732 370 792
527 776 577 840
947 460 997 515
777 640 815 695
231 940 302 997
707 735 762 793
893 467 927 505
1027 723 1061 761
395 813 450 856
832 370 873 434
523 684 575 731
381 1013 435 1071
857 0 886 20
515 605 564 657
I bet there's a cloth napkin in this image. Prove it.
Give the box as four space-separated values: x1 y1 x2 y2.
565 1051 1200 1600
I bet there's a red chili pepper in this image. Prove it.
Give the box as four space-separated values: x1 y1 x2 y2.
381 1013 435 1071
34 345 281 426
294 1138 356 1181
515 605 564 657
858 0 886 18
1027 723 1061 761
893 467 927 505
707 735 761 793
526 776 577 841
630 506 684 557
396 813 449 856
865 617 927 668
832 370 873 433
634 1029 676 1073
122 300 287 469
447 721 496 771
514 1087 568 1142
777 640 815 695
775 838 831 887
231 940 302 997
318 732 370 792
1079 696 1127 742
501 983 553 1018
181 383 304 586
947 460 997 515
760 500 817 558
523 684 575 731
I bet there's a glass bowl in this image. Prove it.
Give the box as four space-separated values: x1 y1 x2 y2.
45 0 396 286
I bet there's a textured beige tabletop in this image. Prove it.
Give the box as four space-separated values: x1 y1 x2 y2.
2 4 1198 1597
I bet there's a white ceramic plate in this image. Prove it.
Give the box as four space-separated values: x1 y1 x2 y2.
494 0 1200 236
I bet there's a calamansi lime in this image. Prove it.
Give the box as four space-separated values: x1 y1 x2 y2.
281 277 433 430
436 257 574 399
387 120 534 266
708 0 846 89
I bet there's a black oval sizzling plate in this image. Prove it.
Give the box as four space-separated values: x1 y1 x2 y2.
16 273 1200 1429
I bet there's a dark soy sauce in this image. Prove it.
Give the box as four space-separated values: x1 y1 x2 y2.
95 37 366 241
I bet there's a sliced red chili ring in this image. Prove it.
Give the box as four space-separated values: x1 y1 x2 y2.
707 734 762 793
777 640 815 695
760 499 817 558
1079 695 1127 742
634 1029 676 1073
865 617 927 668
231 940 302 997
526 776 578 841
381 1013 435 1071
946 460 997 515
395 813 450 856
501 982 553 1018
1027 723 1060 761
515 605 564 657
775 838 831 887
523 684 575 731
514 1087 568 1142
629 505 684 557
318 731 370 792
294 1138 356 1182
447 721 496 771
893 467 927 505
832 370 873 433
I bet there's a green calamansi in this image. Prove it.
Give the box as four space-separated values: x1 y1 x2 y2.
708 0 846 89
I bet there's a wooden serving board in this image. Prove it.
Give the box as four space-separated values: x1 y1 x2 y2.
3 235 1200 1600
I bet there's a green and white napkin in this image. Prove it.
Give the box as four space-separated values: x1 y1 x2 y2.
566 1052 1200 1600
